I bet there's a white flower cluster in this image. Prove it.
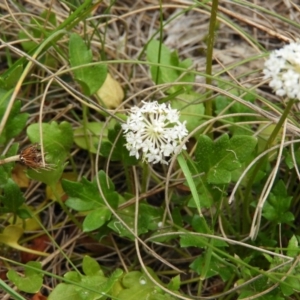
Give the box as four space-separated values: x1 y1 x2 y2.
122 101 188 164
263 41 300 100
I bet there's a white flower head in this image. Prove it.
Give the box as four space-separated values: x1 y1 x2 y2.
122 101 188 164
263 41 300 100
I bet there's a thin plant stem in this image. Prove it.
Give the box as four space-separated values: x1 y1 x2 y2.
205 0 219 119
243 98 295 231
0 155 20 165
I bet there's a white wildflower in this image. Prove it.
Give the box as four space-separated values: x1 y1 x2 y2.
122 101 188 164
263 41 300 100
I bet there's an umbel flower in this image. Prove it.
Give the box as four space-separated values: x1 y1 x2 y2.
263 41 300 100
122 101 188 164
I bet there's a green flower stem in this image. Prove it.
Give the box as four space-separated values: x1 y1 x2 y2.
124 165 134 194
141 163 150 194
205 0 219 119
243 98 295 230
0 278 26 300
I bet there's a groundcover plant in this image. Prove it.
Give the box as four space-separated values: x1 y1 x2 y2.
1 1 300 299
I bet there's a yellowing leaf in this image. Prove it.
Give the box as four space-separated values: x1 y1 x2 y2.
96 73 124 108
6 212 41 231
12 164 30 187
0 225 48 256
46 172 78 201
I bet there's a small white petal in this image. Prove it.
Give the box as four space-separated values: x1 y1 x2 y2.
263 41 300 100
122 101 188 164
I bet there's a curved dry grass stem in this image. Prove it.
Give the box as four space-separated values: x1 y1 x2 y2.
250 119 288 240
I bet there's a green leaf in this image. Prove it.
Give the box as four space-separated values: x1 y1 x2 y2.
0 178 25 214
262 180 294 224
281 275 300 296
82 256 102 276
0 64 23 89
214 85 256 135
147 40 194 94
207 168 231 184
0 143 19 186
189 255 218 279
177 153 203 217
69 33 107 95
48 284 82 300
117 268 175 300
97 170 116 196
167 275 180 291
27 121 73 155
65 197 96 211
195 134 257 184
64 171 119 232
48 257 123 300
18 10 57 52
188 180 224 209
108 204 163 239
171 93 204 133
287 235 299 258
194 135 213 173
83 207 111 232
101 123 138 165
26 121 73 185
0 90 29 144
64 171 119 212
63 177 103 208
74 122 108 153
7 262 43 293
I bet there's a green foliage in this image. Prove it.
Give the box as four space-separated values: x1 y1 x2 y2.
147 40 205 133
0 64 23 90
7 262 43 293
69 33 107 95
26 121 73 185
18 11 57 51
74 122 109 154
0 90 29 144
48 256 123 300
63 170 118 232
262 180 294 225
48 256 178 300
215 87 256 135
107 203 163 239
1 2 300 300
195 134 257 184
171 94 205 133
147 40 194 94
0 143 19 185
0 179 25 215
186 133 257 208
101 123 138 165
115 268 177 300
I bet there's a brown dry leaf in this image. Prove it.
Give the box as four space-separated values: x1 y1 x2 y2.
12 164 30 188
31 292 47 300
21 234 51 263
96 73 124 108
